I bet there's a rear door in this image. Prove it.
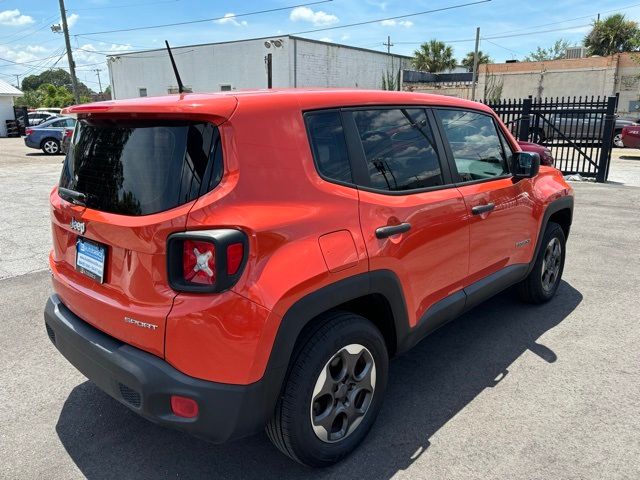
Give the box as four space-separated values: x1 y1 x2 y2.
434 108 538 285
347 107 469 329
50 117 224 357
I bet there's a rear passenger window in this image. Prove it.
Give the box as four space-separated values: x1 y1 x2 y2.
305 111 352 184
437 109 509 181
352 109 444 191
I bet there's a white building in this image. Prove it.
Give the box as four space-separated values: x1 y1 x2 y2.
108 35 411 99
0 79 22 137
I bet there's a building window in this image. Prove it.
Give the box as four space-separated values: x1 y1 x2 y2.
220 85 232 91
139 88 147 97
168 86 193 94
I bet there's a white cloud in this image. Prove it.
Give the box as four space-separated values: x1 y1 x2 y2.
0 45 43 64
66 13 79 28
26 45 47 53
340 34 350 41
0 9 34 26
319 37 333 43
380 19 413 28
289 6 338 26
214 13 247 27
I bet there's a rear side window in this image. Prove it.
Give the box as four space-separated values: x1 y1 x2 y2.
437 109 509 181
352 108 444 191
59 119 223 216
305 111 352 184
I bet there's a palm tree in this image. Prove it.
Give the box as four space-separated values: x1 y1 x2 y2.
412 40 457 73
584 14 640 56
461 50 492 72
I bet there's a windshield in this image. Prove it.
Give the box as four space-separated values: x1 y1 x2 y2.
59 119 223 215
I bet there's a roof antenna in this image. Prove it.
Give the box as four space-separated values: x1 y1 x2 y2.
165 40 184 94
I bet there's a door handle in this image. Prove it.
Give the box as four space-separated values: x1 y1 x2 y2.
375 222 412 239
471 203 495 215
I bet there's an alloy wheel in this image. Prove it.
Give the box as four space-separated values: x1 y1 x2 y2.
541 237 562 293
613 133 624 148
43 140 59 154
310 344 376 443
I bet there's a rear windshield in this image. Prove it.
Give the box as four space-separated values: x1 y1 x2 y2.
59 119 223 216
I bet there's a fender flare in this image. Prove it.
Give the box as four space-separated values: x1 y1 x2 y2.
526 195 574 276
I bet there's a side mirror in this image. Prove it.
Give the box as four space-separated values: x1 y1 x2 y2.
512 151 540 179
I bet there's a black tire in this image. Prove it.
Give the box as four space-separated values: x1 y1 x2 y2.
266 311 388 467
41 138 60 155
529 128 546 144
613 130 624 148
518 221 566 304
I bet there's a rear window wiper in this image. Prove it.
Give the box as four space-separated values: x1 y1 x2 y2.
58 187 90 207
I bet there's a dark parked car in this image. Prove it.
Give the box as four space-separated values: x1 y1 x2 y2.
528 111 635 148
24 117 76 155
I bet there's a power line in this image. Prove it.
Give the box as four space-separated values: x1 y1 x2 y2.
77 0 334 35
71 0 181 11
287 0 492 36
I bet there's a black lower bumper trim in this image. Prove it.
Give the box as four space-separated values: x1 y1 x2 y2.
44 294 279 443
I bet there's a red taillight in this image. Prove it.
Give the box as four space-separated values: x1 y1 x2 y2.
167 229 247 293
182 240 216 285
64 129 73 138
226 243 244 275
170 395 199 418
25 128 33 136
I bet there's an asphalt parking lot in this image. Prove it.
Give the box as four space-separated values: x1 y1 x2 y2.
1 137 639 479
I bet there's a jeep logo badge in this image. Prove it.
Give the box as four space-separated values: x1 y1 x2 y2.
70 218 85 235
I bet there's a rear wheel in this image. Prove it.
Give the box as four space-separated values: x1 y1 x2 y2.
529 128 546 144
518 221 566 304
266 311 388 467
41 138 60 155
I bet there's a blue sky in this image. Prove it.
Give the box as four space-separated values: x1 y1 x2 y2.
1 0 639 91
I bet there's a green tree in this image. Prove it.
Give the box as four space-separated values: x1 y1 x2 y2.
461 50 491 72
412 40 457 73
21 69 94 97
15 83 78 108
584 14 640 56
524 39 572 62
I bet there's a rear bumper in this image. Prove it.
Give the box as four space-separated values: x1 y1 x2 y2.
24 137 39 149
44 294 277 443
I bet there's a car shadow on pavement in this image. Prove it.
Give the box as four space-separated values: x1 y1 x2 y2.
56 281 582 480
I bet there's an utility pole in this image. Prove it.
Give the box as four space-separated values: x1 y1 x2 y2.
94 69 103 93
383 35 393 54
58 0 80 104
15 74 20 89
471 27 480 101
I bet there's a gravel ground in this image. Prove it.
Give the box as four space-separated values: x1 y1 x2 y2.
0 138 639 479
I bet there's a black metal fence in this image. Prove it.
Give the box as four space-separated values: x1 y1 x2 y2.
485 96 617 182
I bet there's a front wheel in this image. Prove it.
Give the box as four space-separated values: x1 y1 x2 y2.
613 130 624 148
518 221 566 304
266 311 388 467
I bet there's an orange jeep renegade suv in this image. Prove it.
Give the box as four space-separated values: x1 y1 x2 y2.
45 89 573 467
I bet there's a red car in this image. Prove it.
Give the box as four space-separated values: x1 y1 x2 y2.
517 140 555 167
621 125 640 149
44 90 573 467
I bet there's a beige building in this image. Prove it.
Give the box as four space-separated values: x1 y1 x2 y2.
404 53 639 115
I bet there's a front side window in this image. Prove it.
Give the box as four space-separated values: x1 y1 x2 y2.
437 109 509 182
352 108 443 191
305 110 352 184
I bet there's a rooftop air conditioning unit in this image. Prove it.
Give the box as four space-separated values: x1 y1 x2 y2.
565 47 587 59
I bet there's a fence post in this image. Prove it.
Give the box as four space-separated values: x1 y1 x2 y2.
597 96 617 183
518 97 532 141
